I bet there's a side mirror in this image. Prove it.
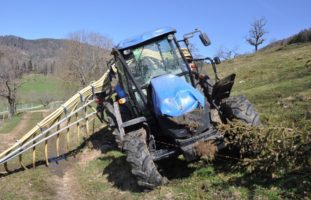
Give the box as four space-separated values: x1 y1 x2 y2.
214 57 221 64
199 32 211 46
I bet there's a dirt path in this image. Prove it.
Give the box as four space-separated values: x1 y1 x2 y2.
52 148 101 200
0 110 103 200
0 112 32 152
0 110 49 152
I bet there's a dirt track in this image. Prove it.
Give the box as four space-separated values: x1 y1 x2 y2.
0 110 49 152
0 110 87 200
52 148 101 200
0 112 32 152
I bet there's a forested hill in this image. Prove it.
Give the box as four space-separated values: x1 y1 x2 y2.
0 35 66 74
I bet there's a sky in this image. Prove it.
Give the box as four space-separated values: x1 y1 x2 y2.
1 0 311 56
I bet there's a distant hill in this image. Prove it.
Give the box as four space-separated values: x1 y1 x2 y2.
0 35 67 74
262 28 311 50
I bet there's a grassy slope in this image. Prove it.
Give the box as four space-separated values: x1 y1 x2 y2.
217 43 311 129
0 43 310 200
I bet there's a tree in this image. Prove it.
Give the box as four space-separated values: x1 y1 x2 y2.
0 52 27 116
60 31 113 87
215 46 239 61
39 93 54 107
28 59 33 72
246 17 267 52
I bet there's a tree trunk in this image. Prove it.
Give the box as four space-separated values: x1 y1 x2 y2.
8 97 16 117
255 45 258 52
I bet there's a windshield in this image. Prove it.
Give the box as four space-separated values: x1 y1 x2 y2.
124 36 188 87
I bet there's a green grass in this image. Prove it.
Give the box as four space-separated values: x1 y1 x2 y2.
0 113 24 134
0 74 78 111
211 43 311 129
0 111 43 135
18 74 77 103
19 74 64 93
0 166 56 200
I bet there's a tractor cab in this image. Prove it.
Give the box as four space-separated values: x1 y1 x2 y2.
112 27 193 116
118 28 190 88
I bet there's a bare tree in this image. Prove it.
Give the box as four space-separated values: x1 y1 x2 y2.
60 31 113 87
0 52 27 116
246 17 267 52
215 46 239 60
39 93 54 107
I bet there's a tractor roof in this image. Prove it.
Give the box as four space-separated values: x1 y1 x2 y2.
116 27 176 50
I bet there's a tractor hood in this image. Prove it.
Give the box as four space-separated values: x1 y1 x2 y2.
151 74 205 117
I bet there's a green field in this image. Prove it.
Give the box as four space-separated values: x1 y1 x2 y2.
0 74 77 112
0 43 310 199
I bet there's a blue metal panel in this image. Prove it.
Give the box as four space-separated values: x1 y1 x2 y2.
115 84 126 98
117 27 176 50
151 74 205 117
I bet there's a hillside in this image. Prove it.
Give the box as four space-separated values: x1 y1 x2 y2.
0 42 310 199
262 28 311 50
0 34 110 113
217 43 311 129
0 35 66 74
0 35 66 56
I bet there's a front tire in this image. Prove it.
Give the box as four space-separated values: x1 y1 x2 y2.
219 96 261 126
123 128 167 189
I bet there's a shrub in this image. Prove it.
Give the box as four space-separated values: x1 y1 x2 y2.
218 121 311 175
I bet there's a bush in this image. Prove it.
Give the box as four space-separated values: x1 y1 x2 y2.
263 28 311 50
218 121 311 175
288 28 311 44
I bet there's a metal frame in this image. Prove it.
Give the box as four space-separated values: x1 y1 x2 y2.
0 99 96 165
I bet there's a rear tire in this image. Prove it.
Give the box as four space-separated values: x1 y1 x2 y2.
123 128 167 189
219 96 261 126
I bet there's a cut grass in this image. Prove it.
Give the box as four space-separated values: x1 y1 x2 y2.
0 113 24 134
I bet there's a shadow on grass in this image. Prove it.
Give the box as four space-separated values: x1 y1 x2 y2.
101 155 143 192
211 152 311 199
100 138 197 193
101 155 197 192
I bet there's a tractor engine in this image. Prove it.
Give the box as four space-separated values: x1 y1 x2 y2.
151 74 211 139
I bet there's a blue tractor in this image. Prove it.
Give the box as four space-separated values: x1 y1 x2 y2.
97 27 260 189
